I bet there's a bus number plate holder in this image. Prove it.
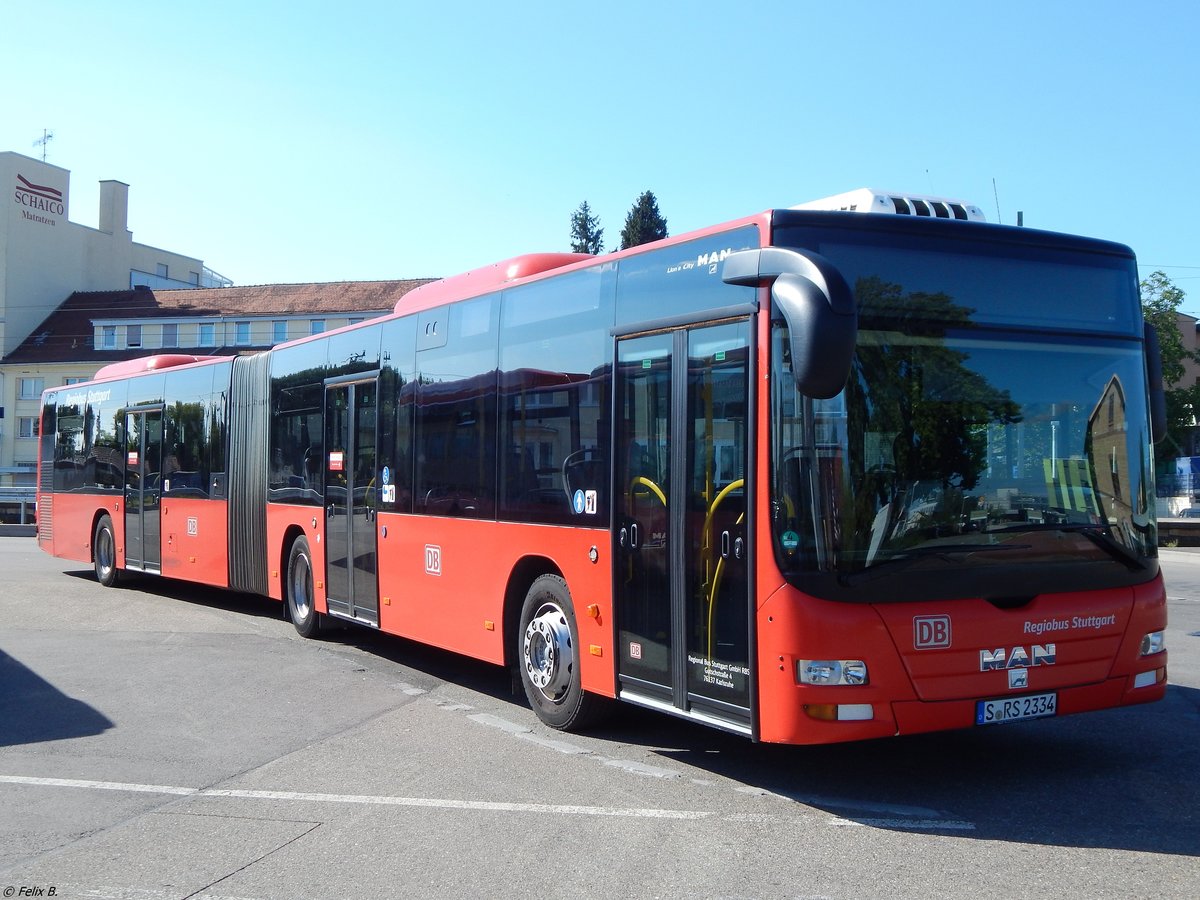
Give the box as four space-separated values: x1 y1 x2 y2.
975 692 1057 726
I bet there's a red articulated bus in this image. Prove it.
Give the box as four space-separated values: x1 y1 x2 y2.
36 190 1168 744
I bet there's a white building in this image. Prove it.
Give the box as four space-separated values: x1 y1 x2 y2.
0 151 228 358
1 150 233 497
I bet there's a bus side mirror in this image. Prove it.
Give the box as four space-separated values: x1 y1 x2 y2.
722 247 857 399
1144 322 1168 444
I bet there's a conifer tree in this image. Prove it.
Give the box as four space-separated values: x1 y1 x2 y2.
619 191 668 249
569 201 604 254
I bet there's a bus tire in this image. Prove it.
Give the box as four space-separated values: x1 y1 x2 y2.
93 514 119 588
286 535 321 638
518 575 606 731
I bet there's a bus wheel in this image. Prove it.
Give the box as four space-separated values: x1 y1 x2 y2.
286 535 321 638
518 575 605 731
93 515 119 588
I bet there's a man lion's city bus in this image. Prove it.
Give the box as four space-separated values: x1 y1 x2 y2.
36 189 1168 744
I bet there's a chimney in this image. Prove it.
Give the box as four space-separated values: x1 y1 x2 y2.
99 180 130 235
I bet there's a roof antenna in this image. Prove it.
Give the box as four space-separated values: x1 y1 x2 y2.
992 177 1002 224
926 169 936 194
33 129 54 162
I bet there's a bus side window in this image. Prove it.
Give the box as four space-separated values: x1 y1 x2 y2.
269 383 323 504
415 295 499 519
497 267 614 526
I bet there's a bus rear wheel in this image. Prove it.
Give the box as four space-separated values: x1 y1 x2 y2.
518 575 605 731
286 535 321 638
93 514 119 588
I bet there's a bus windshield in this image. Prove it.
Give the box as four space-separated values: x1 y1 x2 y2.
770 223 1157 603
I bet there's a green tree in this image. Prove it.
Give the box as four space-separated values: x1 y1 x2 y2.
569 200 604 254
619 190 668 249
1141 270 1197 454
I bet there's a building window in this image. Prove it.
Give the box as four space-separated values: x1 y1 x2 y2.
199 323 215 347
156 263 169 278
190 271 200 285
18 378 44 400
349 317 364 326
103 325 116 349
64 377 87 385
18 417 39 439
162 323 178 347
127 324 142 348
310 320 325 335
235 321 251 345
273 320 288 343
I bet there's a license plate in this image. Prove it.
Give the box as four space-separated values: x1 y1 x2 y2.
975 691 1057 725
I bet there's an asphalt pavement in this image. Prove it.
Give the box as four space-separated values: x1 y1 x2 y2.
1 537 1197 899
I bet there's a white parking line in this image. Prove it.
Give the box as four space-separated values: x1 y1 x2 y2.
0 773 976 830
0 774 708 820
515 732 591 754
0 775 197 795
735 786 944 818
466 712 530 734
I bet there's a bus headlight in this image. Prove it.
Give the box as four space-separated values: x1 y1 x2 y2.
798 659 868 686
1139 631 1165 656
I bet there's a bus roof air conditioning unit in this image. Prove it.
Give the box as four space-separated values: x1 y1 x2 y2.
792 188 986 222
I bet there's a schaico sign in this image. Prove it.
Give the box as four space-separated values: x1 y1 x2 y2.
14 173 64 225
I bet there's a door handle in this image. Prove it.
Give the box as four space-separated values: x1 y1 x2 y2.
630 523 639 549
721 530 731 559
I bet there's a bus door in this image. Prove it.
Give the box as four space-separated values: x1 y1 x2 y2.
124 408 164 573
613 319 753 731
324 377 380 625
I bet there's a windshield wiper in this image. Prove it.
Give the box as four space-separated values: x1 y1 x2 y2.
984 523 1147 570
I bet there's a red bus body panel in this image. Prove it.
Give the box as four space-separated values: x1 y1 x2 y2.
261 506 617 698
375 514 615 696
754 576 1168 745
160 498 230 587
265 503 325 604
40 493 111 565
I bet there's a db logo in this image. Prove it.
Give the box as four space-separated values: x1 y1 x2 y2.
424 544 442 576
914 615 952 649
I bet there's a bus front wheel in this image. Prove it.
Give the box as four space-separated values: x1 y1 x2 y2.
518 575 605 731
286 535 321 638
93 515 119 588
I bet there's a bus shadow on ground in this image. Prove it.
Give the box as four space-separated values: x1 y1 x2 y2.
62 568 294 624
318 619 1200 857
0 648 114 747
635 685 1200 856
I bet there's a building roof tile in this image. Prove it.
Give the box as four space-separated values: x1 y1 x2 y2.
2 280 435 364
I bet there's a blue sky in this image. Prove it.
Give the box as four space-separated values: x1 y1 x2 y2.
5 1 1198 309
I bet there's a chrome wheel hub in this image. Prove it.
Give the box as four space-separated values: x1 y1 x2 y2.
96 529 113 575
523 602 574 702
291 553 312 619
